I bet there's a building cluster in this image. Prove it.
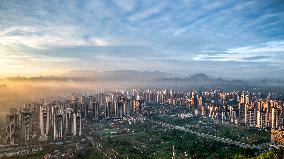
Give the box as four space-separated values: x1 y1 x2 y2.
5 88 284 145
141 89 284 129
80 92 145 119
5 101 82 145
5 91 145 145
6 106 39 145
39 101 82 140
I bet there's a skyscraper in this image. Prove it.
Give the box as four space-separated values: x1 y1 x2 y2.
65 108 73 136
72 112 82 136
105 96 112 118
93 102 99 120
39 105 50 138
6 108 20 145
20 107 33 143
53 110 64 139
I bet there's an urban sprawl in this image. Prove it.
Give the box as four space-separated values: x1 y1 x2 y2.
2 89 284 157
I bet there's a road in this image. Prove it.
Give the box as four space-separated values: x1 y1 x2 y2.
84 132 118 159
148 119 270 150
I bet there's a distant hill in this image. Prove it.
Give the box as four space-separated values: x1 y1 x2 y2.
63 70 177 81
157 73 246 89
159 73 213 82
62 70 100 78
187 73 212 82
5 70 178 82
3 70 284 90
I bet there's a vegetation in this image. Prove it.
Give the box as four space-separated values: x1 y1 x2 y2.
96 120 261 158
234 148 284 159
152 114 270 145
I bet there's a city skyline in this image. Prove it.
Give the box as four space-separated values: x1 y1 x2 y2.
1 0 284 78
2 88 284 158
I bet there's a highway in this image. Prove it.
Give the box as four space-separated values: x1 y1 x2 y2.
148 119 270 150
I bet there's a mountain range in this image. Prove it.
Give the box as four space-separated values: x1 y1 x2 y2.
62 70 177 81
2 70 284 90
3 70 230 82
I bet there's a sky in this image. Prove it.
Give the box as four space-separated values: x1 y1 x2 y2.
0 0 284 79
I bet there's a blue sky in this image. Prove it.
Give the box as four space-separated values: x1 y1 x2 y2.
0 0 284 79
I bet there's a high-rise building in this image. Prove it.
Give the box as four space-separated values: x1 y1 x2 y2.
65 108 73 136
20 107 33 143
93 102 99 120
53 110 64 139
39 105 50 138
72 96 80 113
125 96 132 116
244 104 255 127
198 96 203 107
87 96 94 119
117 98 124 118
72 112 82 136
80 96 87 119
6 108 20 145
133 96 145 114
192 92 198 109
105 96 112 118
271 107 282 129
245 95 250 105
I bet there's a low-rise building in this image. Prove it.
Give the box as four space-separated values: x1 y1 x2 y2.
271 129 284 145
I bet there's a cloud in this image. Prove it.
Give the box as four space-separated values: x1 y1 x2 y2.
192 54 271 62
112 0 136 12
0 0 284 78
128 2 165 21
0 34 85 49
227 41 284 53
0 26 40 36
193 41 284 63
0 25 138 49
